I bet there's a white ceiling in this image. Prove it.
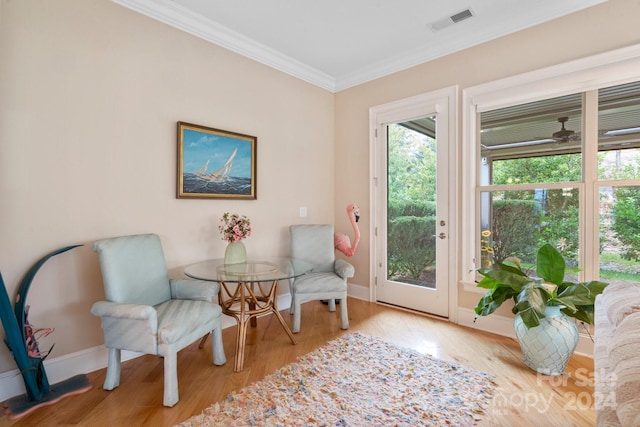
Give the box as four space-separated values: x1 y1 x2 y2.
113 0 606 92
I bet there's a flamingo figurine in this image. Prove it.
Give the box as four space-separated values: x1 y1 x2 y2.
334 204 360 257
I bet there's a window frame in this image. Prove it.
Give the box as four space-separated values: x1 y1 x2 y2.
461 43 640 286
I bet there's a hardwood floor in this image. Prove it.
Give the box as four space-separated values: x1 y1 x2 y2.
1 298 595 426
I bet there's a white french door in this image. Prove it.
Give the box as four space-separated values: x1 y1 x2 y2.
370 88 457 317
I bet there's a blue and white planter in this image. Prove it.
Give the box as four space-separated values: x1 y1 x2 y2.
514 305 579 375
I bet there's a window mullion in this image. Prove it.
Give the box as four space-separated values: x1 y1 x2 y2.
582 90 599 280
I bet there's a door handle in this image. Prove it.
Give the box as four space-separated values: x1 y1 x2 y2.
432 233 447 239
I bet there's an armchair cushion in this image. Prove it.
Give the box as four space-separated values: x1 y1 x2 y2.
156 299 222 345
93 234 171 306
290 224 336 273
293 272 348 294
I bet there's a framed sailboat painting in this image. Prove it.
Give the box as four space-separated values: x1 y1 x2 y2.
177 122 257 199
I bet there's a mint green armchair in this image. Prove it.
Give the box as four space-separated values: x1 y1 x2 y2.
90 233 225 407
289 224 353 333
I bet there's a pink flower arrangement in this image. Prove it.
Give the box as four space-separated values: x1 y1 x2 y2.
219 212 252 243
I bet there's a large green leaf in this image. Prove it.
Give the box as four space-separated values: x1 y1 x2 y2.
483 268 533 289
516 305 545 328
557 283 593 305
475 275 499 290
556 281 608 315
515 283 548 312
495 259 527 276
584 280 609 296
563 305 594 324
536 244 565 285
513 283 552 328
474 286 518 318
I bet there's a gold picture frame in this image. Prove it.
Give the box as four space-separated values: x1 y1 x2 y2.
177 122 257 199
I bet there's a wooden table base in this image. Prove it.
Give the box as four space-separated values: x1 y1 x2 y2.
219 279 297 372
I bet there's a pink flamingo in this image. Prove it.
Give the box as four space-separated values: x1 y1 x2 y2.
334 204 360 257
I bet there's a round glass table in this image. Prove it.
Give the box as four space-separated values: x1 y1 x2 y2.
184 257 313 372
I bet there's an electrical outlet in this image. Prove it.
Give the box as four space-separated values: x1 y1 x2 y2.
299 207 307 217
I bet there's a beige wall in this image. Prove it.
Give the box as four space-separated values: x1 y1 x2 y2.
2 0 640 376
0 0 334 373
334 0 640 306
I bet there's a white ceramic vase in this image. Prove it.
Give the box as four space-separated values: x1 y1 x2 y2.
514 305 579 375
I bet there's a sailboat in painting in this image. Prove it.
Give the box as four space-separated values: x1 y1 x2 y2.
195 148 237 182
182 145 252 197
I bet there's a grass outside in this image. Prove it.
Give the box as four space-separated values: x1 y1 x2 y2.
502 252 639 283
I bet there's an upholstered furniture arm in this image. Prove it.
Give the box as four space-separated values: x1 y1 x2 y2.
90 301 159 354
334 259 355 279
91 301 157 321
170 279 219 301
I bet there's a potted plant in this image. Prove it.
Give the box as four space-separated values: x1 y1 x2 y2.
474 243 608 375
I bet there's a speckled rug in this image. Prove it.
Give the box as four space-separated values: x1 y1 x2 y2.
177 332 496 426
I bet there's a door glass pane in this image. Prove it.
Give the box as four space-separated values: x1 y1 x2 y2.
479 188 580 276
386 119 437 288
598 81 640 180
600 185 640 286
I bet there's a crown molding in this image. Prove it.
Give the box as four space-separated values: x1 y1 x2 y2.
333 0 608 91
112 0 338 91
113 0 607 93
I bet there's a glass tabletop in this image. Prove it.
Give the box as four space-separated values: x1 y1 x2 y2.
184 257 314 283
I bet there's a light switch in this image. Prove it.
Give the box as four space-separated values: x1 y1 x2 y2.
299 207 307 217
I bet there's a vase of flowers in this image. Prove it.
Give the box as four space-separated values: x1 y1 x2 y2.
219 212 251 265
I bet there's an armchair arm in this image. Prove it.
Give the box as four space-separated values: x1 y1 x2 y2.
170 279 219 302
334 259 355 279
90 301 159 354
90 301 156 321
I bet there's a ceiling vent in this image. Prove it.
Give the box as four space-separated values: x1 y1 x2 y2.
431 8 474 32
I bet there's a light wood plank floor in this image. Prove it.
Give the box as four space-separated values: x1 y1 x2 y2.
1 298 595 426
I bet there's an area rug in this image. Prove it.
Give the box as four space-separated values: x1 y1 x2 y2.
177 332 496 426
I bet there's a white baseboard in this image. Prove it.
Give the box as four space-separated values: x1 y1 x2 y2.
457 307 594 358
347 282 370 301
0 345 144 403
457 307 517 338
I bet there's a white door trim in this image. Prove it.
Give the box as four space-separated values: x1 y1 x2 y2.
369 86 459 321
